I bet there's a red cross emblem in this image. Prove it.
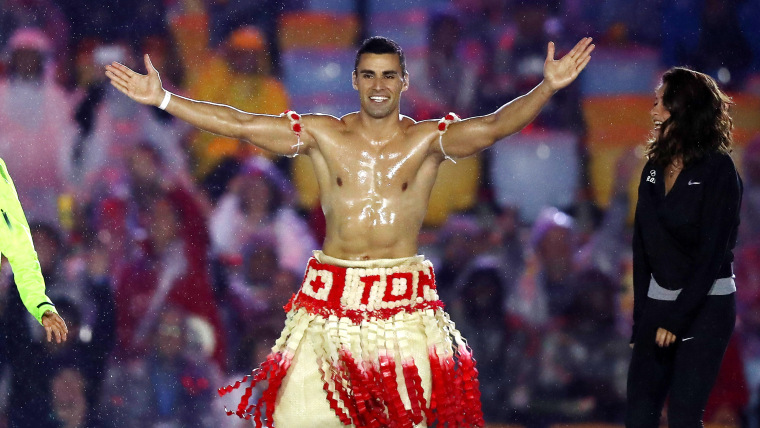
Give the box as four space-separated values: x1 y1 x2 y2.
310 275 327 293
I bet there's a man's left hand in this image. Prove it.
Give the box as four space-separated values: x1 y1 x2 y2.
42 310 68 343
544 37 595 91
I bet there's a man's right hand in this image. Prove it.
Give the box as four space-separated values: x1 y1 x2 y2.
42 310 68 344
105 54 164 107
105 53 312 157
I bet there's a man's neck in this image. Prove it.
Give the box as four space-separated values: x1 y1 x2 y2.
355 110 405 140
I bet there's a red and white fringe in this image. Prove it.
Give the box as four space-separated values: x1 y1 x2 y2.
218 307 484 427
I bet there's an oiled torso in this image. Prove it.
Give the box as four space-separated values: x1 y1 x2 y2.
305 114 442 260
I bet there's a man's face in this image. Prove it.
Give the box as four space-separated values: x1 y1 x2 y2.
352 53 408 119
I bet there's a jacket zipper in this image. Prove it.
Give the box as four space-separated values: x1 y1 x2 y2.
1 209 10 229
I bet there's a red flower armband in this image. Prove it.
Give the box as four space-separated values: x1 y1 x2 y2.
281 110 304 157
437 112 460 163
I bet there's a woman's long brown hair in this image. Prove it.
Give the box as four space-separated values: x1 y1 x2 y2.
646 67 734 167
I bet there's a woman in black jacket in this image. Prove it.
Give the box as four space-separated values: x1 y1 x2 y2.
626 67 743 427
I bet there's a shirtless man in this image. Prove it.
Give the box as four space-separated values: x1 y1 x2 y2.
106 36 593 428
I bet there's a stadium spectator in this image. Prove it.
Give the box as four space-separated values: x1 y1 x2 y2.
0 28 78 223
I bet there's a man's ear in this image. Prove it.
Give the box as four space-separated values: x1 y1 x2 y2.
401 72 410 92
352 71 358 90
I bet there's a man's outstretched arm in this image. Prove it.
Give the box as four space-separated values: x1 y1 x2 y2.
105 54 312 156
437 38 594 158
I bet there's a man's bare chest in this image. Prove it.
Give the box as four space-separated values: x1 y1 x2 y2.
328 146 428 187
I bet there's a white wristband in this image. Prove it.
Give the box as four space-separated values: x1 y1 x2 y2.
158 90 171 110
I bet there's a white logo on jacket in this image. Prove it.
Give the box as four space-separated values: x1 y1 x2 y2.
647 170 656 184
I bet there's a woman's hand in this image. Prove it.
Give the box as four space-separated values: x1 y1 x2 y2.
655 327 676 347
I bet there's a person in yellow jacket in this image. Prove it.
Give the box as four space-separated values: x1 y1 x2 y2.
0 158 67 343
170 0 289 180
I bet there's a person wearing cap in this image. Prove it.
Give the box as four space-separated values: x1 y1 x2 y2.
506 206 578 328
0 27 77 223
169 0 288 181
0 157 68 342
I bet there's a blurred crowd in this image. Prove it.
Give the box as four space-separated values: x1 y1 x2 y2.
0 0 759 427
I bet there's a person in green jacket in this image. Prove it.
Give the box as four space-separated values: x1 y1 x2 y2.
0 158 67 343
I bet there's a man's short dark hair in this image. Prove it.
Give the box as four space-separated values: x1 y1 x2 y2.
354 36 406 76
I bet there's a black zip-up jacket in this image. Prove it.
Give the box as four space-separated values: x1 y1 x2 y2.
631 151 743 341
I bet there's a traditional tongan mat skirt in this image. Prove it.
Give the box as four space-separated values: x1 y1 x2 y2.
219 251 483 427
